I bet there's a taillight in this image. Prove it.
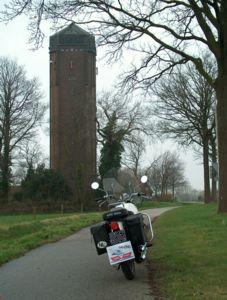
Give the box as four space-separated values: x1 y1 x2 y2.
110 222 120 231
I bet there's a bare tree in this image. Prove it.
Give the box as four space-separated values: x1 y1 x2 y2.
166 154 186 199
122 136 146 179
97 91 152 144
97 91 152 177
147 151 185 199
0 57 46 199
2 1 227 212
146 158 162 198
152 61 216 203
13 140 48 185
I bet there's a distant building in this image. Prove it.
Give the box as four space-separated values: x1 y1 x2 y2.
49 23 96 208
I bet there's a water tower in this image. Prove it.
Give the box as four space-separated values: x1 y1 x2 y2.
49 23 96 208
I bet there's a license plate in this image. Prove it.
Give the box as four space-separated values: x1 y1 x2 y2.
109 230 127 245
106 241 135 265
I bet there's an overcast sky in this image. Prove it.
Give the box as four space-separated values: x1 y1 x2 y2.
0 13 204 190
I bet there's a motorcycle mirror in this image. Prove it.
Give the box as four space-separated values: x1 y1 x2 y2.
91 182 99 190
140 175 148 183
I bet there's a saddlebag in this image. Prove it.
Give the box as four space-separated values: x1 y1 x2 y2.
124 213 146 246
90 222 110 255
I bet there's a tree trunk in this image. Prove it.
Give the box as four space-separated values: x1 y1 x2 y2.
2 121 11 201
203 136 211 204
216 74 227 213
172 183 175 199
216 1 227 213
161 180 164 198
80 201 84 213
0 136 2 198
2 155 10 201
161 184 166 198
155 189 158 198
210 135 217 202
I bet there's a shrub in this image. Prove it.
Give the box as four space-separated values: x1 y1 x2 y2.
21 165 71 201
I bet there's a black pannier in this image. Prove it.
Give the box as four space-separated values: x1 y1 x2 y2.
124 213 146 246
90 222 110 255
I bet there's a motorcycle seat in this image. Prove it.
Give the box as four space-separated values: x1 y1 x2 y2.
103 207 132 221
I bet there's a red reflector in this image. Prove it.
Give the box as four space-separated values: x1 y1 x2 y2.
110 222 119 231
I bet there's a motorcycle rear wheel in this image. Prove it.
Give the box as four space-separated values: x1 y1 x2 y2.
121 260 135 280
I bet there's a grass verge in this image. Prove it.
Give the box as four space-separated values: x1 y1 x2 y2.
148 204 227 299
0 212 102 266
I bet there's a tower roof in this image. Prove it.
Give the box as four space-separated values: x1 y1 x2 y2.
49 23 96 54
54 23 91 37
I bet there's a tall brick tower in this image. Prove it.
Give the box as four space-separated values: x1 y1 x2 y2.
49 23 96 209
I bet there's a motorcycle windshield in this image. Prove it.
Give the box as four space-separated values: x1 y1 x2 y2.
102 168 143 206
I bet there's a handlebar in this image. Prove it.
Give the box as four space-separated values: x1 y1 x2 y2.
94 194 110 201
94 191 147 207
128 192 146 200
94 193 116 207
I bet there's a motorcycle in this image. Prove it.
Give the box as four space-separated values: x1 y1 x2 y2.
90 174 154 280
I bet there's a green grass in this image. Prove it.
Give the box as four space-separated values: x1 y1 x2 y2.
149 204 227 299
0 212 102 266
0 213 73 225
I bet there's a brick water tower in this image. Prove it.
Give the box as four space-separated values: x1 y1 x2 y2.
49 23 96 209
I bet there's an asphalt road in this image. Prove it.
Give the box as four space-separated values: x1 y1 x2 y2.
0 207 175 300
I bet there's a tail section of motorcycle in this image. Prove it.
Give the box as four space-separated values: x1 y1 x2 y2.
90 212 153 279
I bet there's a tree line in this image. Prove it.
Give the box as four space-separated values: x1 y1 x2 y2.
0 57 45 200
2 0 225 212
96 91 187 200
152 57 217 203
0 54 215 206
0 57 71 203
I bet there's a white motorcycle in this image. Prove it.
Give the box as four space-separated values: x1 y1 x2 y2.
90 175 154 280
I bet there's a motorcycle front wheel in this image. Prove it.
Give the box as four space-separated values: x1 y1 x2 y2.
121 259 135 280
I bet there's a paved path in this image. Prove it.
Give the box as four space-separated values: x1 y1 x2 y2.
0 207 176 300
